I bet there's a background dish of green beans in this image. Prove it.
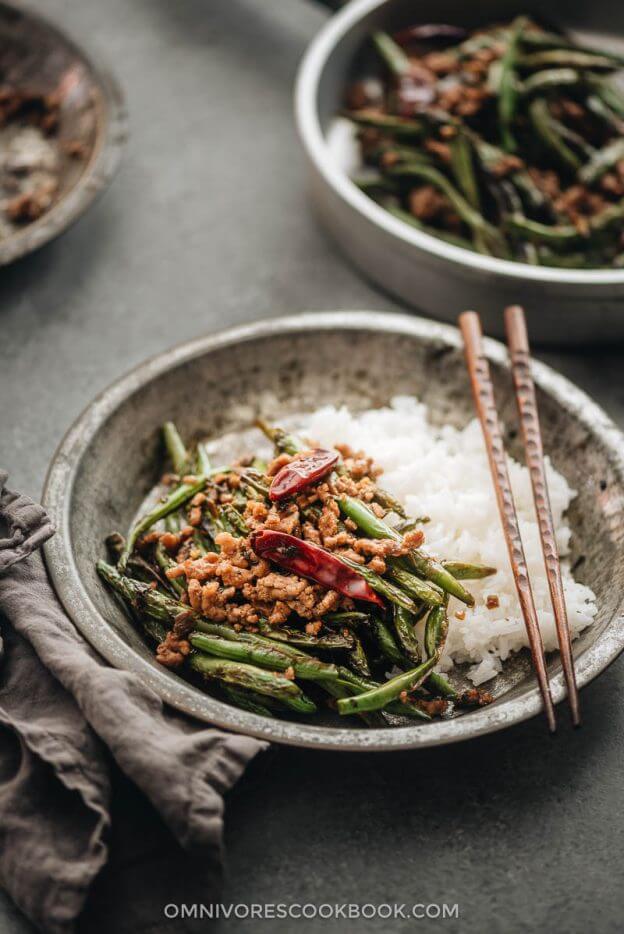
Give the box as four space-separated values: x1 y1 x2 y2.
342 16 624 268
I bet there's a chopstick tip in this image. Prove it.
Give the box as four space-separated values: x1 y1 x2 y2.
547 712 557 734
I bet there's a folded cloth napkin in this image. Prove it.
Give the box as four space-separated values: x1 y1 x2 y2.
0 471 267 934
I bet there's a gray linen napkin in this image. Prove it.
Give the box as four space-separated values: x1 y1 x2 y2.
0 471 267 934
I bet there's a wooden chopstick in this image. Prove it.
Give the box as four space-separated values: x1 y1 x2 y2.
504 305 580 727
459 311 557 733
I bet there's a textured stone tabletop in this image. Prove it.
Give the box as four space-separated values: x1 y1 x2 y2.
0 1 623 931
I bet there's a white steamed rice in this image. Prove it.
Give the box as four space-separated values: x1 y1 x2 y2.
299 396 597 685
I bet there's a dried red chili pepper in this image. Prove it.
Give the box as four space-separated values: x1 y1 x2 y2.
269 448 339 502
250 530 384 607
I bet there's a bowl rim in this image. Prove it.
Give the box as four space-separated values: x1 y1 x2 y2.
294 0 624 288
42 311 624 750
0 0 127 265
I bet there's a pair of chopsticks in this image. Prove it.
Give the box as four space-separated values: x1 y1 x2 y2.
459 306 579 733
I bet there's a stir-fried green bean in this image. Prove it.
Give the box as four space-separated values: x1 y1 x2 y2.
118 478 207 571
98 422 496 729
337 656 438 715
442 561 497 580
337 495 475 606
499 16 529 152
190 654 317 714
340 16 624 268
189 632 339 682
392 605 422 665
163 421 189 475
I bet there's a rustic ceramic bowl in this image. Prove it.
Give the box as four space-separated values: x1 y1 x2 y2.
0 1 126 264
42 312 624 750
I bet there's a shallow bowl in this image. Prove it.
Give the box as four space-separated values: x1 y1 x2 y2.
43 312 624 749
0 1 126 264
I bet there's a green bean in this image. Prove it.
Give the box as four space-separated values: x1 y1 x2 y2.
585 94 624 133
322 679 387 726
255 619 354 650
553 121 596 163
442 561 496 580
255 418 304 455
371 145 434 168
520 67 582 96
192 530 210 556
141 615 169 644
342 109 425 138
518 50 619 71
196 442 212 474
457 29 510 59
189 632 339 682
190 653 317 714
97 560 177 622
164 511 180 534
589 76 624 118
118 478 207 571
470 136 548 213
336 655 437 715
336 668 377 693
337 495 474 605
424 604 449 659
354 175 399 197
504 214 582 246
383 204 475 251
450 132 481 211
486 58 503 95
220 503 250 537
336 669 431 720
324 611 370 627
392 606 422 665
238 469 271 499
387 561 444 606
162 421 188 475
394 516 430 532
450 132 490 254
372 486 407 519
528 98 582 172
348 632 372 678
508 169 549 214
387 163 507 255
371 615 406 668
590 201 624 234
537 248 597 268
372 30 410 77
579 138 624 185
520 29 624 69
427 672 457 698
222 685 275 718
498 17 527 151
338 553 420 613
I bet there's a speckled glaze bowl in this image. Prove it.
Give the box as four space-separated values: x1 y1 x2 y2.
42 312 624 750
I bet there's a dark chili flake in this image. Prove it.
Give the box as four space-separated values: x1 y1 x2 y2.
269 448 339 501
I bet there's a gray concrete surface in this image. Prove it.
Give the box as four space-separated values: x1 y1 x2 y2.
0 1 623 931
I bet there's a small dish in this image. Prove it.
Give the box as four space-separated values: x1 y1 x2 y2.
0 1 126 264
